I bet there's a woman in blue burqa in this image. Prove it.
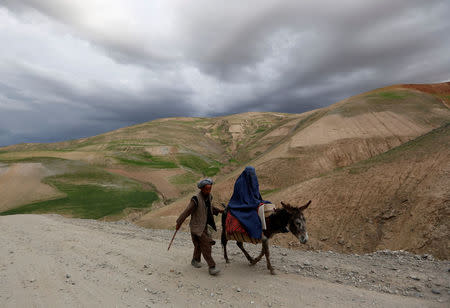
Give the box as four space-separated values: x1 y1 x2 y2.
227 166 270 239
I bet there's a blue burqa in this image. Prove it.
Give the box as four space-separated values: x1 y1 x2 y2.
228 166 270 239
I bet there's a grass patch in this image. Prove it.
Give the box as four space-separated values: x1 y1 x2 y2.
0 182 157 219
113 154 178 168
54 169 126 183
0 156 73 164
180 118 209 126
169 172 199 185
368 91 409 100
255 126 268 133
177 154 222 176
0 162 158 218
104 139 164 151
330 89 447 118
0 157 159 219
435 94 450 101
261 188 280 197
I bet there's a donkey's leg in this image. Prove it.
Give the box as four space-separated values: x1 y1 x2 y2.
223 240 230 263
223 243 230 263
250 246 265 265
221 229 230 263
222 238 230 263
236 242 255 264
251 235 269 265
262 239 276 275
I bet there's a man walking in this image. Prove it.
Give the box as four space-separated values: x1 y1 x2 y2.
176 178 223 275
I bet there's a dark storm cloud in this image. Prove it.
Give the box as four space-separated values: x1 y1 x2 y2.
0 59 195 146
0 0 449 146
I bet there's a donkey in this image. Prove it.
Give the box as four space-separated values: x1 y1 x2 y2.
221 200 311 275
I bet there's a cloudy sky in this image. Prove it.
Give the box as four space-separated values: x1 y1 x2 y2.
0 0 449 146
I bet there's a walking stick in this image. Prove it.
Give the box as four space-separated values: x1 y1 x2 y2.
167 227 179 251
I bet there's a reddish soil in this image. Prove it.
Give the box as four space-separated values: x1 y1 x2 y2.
399 82 450 106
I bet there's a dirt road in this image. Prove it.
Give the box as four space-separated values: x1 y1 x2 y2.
0 215 448 307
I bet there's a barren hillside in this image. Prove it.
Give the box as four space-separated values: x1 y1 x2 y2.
267 124 450 259
1 82 449 259
136 84 450 260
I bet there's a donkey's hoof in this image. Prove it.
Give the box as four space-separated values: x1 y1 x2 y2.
270 269 277 275
226 259 231 264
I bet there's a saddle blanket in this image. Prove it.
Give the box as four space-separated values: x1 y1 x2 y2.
225 211 261 244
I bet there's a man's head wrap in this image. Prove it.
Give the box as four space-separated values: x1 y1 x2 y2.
197 178 214 189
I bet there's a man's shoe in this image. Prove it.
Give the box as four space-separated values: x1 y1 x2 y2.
208 266 220 276
191 259 202 268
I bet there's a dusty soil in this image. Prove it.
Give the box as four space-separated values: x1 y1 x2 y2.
135 195 193 231
290 111 430 147
265 125 450 259
1 215 448 308
0 163 64 212
107 168 184 200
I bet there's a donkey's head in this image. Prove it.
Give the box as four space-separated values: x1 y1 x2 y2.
281 200 311 244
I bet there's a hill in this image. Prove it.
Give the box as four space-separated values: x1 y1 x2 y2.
0 82 449 258
135 83 450 259
0 112 300 206
268 123 450 259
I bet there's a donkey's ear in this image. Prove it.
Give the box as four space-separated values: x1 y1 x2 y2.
281 201 294 212
298 200 311 212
